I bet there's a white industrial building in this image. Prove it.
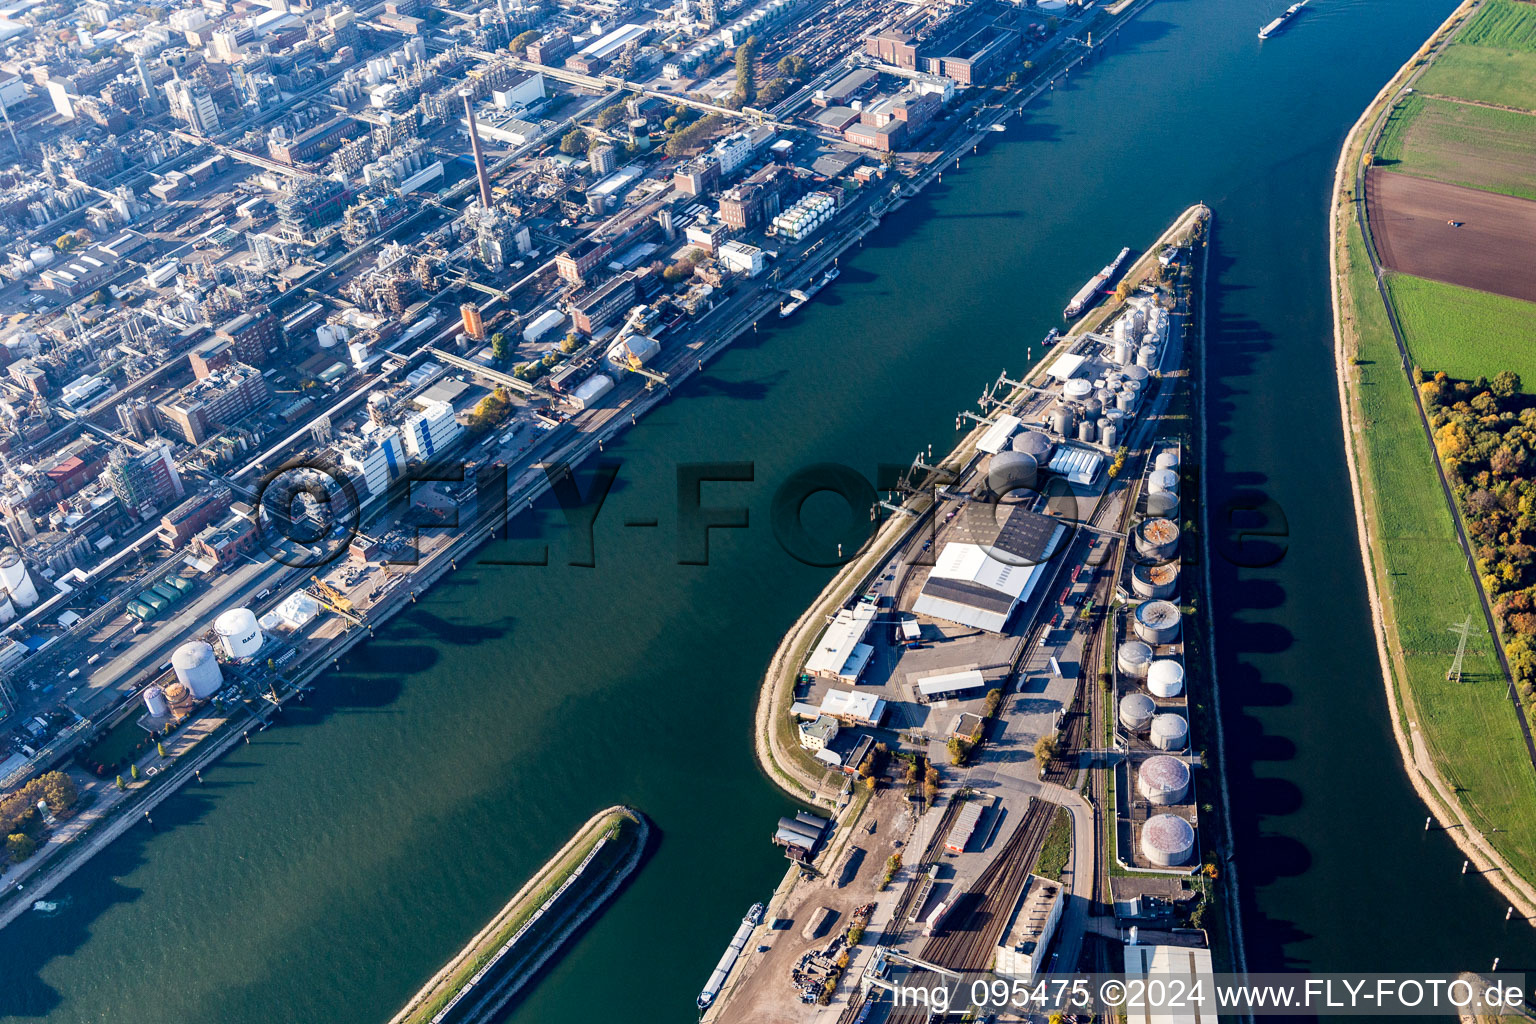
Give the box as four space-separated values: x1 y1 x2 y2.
340 428 406 498
718 240 765 278
916 668 986 702
804 604 876 683
994 874 1064 977
913 506 1064 633
1123 942 1214 1023
401 400 462 459
818 688 886 727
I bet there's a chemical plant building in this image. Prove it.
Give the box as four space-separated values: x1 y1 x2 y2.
157 362 271 444
994 874 1064 977
913 502 1066 634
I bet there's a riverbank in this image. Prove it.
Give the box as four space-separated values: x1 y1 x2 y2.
1330 0 1536 919
389 806 648 1024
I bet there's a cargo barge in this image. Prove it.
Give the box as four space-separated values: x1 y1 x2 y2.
1063 246 1131 319
1258 0 1309 39
697 902 766 1010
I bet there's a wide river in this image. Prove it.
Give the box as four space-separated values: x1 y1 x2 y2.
5 0 1534 1019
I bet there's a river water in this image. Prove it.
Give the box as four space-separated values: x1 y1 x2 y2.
4 0 1532 1020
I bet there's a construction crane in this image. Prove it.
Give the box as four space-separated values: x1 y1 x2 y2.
608 304 670 391
308 575 364 626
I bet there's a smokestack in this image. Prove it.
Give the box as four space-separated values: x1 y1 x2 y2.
461 89 492 209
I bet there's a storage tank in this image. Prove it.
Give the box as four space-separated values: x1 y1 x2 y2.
1116 390 1136 413
1147 659 1185 698
1012 430 1053 460
1118 640 1153 679
1049 405 1075 437
1083 397 1103 420
1156 450 1181 471
171 641 223 699
987 450 1038 495
29 246 53 267
1137 345 1158 369
1141 813 1195 867
1146 489 1179 517
1100 421 1119 449
1132 562 1180 599
1150 713 1190 752
1124 364 1150 384
1148 468 1179 495
1063 378 1092 401
1138 756 1191 805
1077 419 1096 444
1119 692 1156 733
1113 339 1133 365
215 607 263 659
163 681 195 716
0 593 13 624
143 685 170 717
1135 518 1180 562
1134 600 1182 645
0 549 38 608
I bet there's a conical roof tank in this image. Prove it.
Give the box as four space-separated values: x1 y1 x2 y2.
1134 600 1182 644
1141 814 1195 867
1137 755 1191 805
1119 692 1156 732
1012 430 1053 459
1118 640 1153 678
1150 713 1190 751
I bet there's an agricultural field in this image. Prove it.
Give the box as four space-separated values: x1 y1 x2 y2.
1374 94 1536 200
1457 0 1536 49
1384 272 1536 386
1340 218 1536 879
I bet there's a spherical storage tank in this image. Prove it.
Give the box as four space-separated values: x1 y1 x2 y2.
215 607 263 660
1134 518 1180 562
1141 813 1195 867
1151 713 1190 751
1012 430 1053 460
142 685 169 717
1134 600 1182 645
0 548 38 609
1118 640 1153 679
1138 755 1191 805
1132 561 1179 599
1119 692 1156 733
987 451 1038 495
171 641 223 699
1147 659 1185 698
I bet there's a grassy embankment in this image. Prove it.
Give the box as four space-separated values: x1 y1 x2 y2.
393 807 644 1024
1383 274 1536 387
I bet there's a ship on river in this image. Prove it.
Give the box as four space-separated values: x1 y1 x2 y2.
697 902 765 1010
1063 246 1132 319
1258 0 1309 39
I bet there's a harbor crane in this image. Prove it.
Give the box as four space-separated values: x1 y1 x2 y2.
308 575 365 626
607 304 671 392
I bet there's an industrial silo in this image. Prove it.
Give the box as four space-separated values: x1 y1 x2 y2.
0 593 13 624
143 685 170 717
1150 713 1190 752
987 451 1038 496
1119 692 1156 733
1156 450 1181 472
1134 600 1182 645
1141 814 1195 867
1131 562 1180 599
1077 420 1096 444
1147 659 1186 698
1148 468 1179 496
1012 430 1053 461
215 608 263 660
1049 405 1075 437
1118 640 1153 679
163 681 195 717
0 549 38 609
1116 390 1136 413
1134 518 1180 562
1137 345 1158 369
172 641 223 699
1084 397 1103 420
1113 339 1133 365
1099 420 1117 449
1137 756 1191 805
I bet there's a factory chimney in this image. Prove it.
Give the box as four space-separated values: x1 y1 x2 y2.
460 89 493 210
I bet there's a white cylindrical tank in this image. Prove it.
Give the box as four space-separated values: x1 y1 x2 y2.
1118 640 1153 679
1116 390 1136 413
1141 814 1195 867
1114 339 1133 365
1150 713 1190 751
1064 378 1092 401
1135 600 1182 645
0 593 13 624
1119 692 1156 733
1077 420 1096 444
1148 468 1179 495
1101 422 1119 449
143 685 170 717
1132 561 1180 599
1138 755 1191 805
317 323 338 348
1137 345 1158 369
215 607 263 659
0 549 38 608
1146 489 1179 517
1135 518 1180 562
1156 451 1181 471
1147 659 1186 698
171 641 223 699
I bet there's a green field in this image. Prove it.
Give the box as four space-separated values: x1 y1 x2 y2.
1374 94 1536 200
1383 273 1536 385
1458 0 1536 49
1342 218 1536 877
1417 45 1536 109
